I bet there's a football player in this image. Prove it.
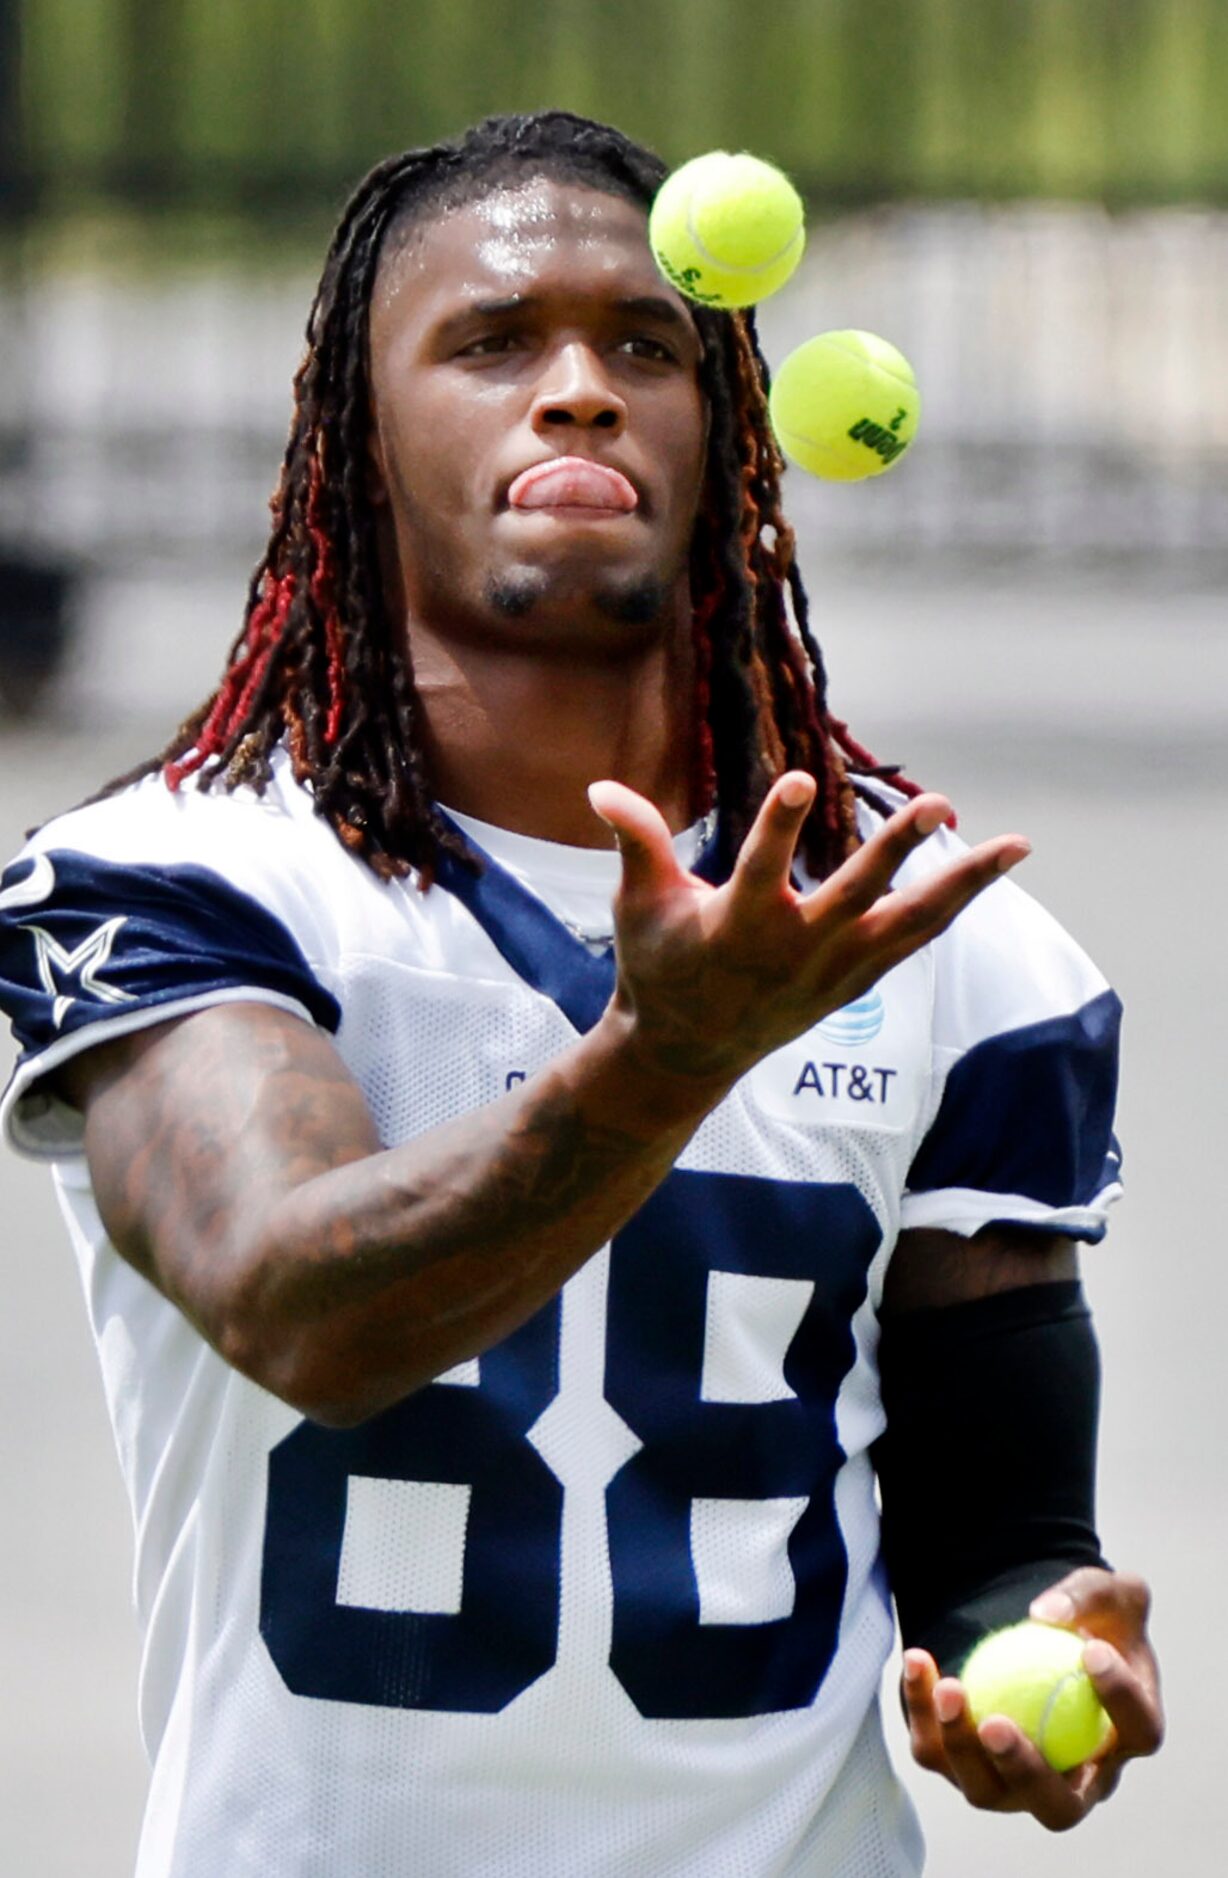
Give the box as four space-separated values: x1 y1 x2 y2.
0 113 1161 1875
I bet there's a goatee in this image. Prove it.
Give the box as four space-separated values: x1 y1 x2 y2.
485 571 668 627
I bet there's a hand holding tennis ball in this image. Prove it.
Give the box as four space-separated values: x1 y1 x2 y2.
904 1572 1162 1828
649 151 805 309
769 330 920 481
961 1621 1113 1772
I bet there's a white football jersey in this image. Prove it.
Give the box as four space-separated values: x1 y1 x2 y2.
0 755 1122 1877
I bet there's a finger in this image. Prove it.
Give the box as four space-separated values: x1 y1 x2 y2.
587 780 685 901
809 792 956 920
1077 1751 1124 1810
1081 1638 1164 1758
904 1659 1089 1827
1030 1569 1163 1757
1031 1567 1152 1644
900 1651 953 1777
928 1678 1013 1811
974 1714 1087 1832
729 772 816 898
852 832 1031 963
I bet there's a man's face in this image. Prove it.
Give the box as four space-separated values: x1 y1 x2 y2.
367 179 709 656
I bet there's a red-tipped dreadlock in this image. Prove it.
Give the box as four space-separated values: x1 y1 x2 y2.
96 111 915 883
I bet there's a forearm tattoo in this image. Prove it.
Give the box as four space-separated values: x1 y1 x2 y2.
79 1002 701 1399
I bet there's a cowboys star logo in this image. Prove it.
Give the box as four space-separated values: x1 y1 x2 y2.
25 916 136 1028
1 855 136 1029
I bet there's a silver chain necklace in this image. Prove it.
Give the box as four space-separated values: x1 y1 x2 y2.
554 807 718 954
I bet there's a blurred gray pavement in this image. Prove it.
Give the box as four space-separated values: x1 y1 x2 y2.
1 557 1225 1874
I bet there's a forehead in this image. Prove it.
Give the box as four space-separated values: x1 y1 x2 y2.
372 179 679 330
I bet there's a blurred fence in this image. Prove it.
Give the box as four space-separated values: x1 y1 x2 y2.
1 203 1225 580
2 2 1227 713
10 0 1228 210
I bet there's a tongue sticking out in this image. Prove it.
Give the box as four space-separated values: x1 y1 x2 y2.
508 457 638 513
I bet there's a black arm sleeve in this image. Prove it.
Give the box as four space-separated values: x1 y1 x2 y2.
872 1279 1109 1675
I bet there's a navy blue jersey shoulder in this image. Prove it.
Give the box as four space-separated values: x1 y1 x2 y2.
433 828 615 1035
0 848 340 1058
432 810 728 1037
907 989 1121 1217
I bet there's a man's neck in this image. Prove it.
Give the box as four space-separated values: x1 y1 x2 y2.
408 622 697 849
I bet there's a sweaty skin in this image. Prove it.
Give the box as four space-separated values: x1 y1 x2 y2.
54 177 1161 1829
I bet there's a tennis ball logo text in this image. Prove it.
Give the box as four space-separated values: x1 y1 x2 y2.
847 406 911 465
652 248 725 305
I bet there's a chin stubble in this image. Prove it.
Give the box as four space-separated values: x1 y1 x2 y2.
485 571 668 627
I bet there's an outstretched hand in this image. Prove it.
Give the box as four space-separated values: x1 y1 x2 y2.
588 771 1030 1087
901 1569 1164 1831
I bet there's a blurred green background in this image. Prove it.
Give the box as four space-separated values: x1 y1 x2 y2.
9 0 1228 217
2 0 1226 706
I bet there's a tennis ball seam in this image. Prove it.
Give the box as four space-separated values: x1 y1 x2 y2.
683 202 803 278
1037 1668 1082 1757
810 333 917 394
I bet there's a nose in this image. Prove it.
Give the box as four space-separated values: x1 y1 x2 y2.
530 343 626 438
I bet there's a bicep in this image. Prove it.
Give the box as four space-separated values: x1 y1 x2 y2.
882 1223 1079 1316
59 1002 381 1322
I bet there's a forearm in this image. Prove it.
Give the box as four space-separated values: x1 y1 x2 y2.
80 1000 732 1422
874 1277 1106 1672
180 1002 731 1423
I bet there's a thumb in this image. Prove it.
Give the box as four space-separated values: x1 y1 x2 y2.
587 781 681 899
1031 1569 1152 1645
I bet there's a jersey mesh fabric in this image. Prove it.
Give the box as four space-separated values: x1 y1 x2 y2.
0 762 1122 1877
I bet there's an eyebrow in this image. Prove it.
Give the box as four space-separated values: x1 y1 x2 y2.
610 295 695 330
435 293 695 336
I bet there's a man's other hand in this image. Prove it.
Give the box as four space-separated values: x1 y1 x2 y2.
901 1567 1163 1831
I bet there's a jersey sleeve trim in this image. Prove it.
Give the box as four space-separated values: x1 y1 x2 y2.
1 986 324 1159
898 1175 1122 1243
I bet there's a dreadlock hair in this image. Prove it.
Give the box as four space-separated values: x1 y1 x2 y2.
101 110 916 884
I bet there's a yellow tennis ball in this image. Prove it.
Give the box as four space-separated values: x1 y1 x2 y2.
961 1622 1113 1773
768 329 920 482
649 151 805 309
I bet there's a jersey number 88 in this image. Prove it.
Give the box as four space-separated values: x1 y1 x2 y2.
261 1169 881 1720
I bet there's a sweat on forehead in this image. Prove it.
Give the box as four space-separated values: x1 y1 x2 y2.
376 154 655 280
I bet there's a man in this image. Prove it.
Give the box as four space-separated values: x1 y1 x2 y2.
0 112 1160 1874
